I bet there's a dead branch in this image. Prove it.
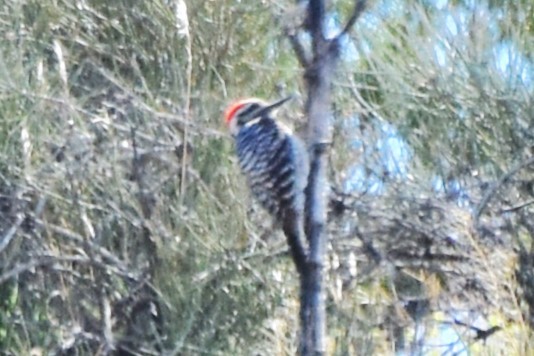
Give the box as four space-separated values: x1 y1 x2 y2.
336 0 367 40
474 156 534 227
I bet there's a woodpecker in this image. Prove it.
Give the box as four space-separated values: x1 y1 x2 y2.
224 97 309 267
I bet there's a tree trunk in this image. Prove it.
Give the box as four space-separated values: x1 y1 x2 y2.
299 40 338 355
292 1 366 354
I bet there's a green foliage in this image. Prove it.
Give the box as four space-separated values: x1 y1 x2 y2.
352 0 533 179
0 0 532 354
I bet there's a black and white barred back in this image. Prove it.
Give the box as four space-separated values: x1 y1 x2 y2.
225 97 309 267
235 115 307 220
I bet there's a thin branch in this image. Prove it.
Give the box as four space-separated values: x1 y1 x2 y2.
34 219 134 275
6 84 224 139
336 0 367 40
474 156 534 226
441 319 502 342
280 2 310 67
500 199 534 213
0 255 134 284
287 32 311 68
0 214 25 254
180 7 193 204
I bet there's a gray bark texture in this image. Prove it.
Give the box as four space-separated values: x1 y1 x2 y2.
289 1 367 354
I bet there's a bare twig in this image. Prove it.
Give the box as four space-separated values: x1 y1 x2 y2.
281 2 311 68
34 219 133 274
287 32 311 68
0 214 25 254
441 319 502 342
0 254 135 284
474 156 534 227
500 199 534 213
101 293 115 353
180 2 193 203
336 0 367 40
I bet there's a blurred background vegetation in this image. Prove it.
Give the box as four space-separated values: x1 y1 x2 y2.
0 0 532 354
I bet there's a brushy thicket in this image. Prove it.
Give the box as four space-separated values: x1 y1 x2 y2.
0 0 533 355
0 1 283 354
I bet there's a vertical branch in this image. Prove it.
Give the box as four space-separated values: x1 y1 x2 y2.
299 0 334 353
291 1 367 354
308 0 325 52
176 0 192 204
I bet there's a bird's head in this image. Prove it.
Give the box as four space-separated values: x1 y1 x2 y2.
224 96 292 136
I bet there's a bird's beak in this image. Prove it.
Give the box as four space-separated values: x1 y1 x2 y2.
255 95 293 117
